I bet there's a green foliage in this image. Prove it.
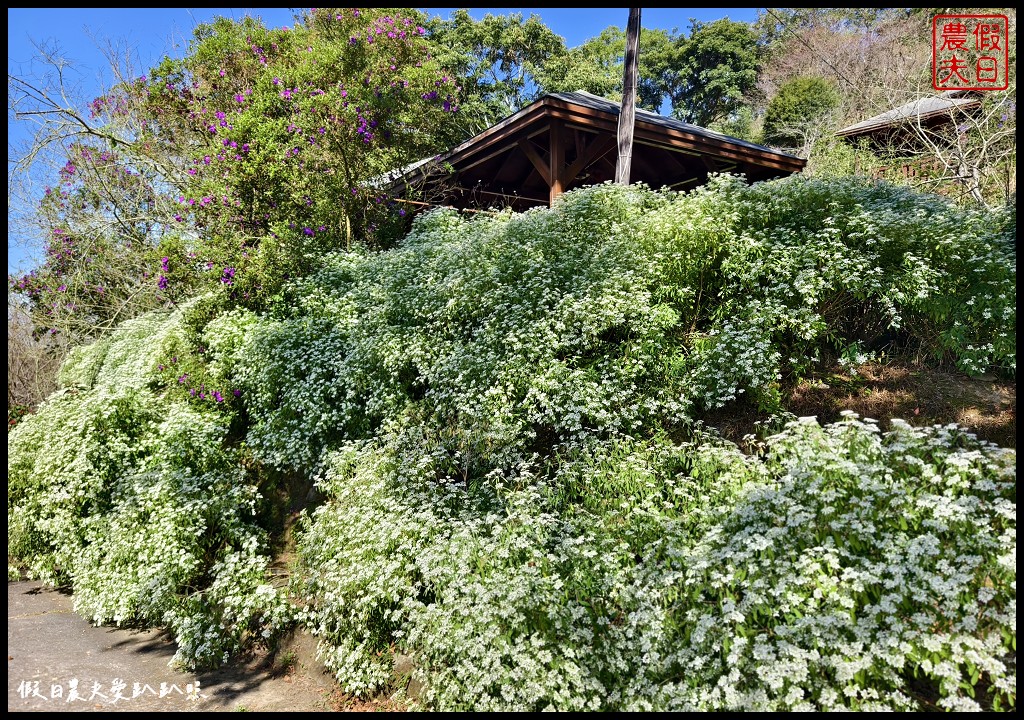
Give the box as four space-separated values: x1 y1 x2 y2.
7 303 294 669
710 105 759 143
7 403 33 432
670 19 762 127
9 177 1016 708
762 76 840 149
426 9 568 131
536 18 763 126
803 135 877 179
534 26 677 112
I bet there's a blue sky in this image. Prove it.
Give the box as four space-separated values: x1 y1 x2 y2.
7 7 761 273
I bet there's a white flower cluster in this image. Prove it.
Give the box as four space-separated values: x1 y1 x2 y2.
296 416 1015 710
9 176 1016 707
8 304 294 670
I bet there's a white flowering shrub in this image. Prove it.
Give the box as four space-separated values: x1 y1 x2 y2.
8 305 295 670
296 416 1014 711
661 414 1015 711
9 176 1015 706
280 178 1014 709
722 176 1016 377
237 177 1014 477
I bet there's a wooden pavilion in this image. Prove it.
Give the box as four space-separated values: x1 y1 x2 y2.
387 91 806 211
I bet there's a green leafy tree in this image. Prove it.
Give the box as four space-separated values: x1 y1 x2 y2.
762 75 840 150
426 9 567 132
670 19 762 127
535 25 678 112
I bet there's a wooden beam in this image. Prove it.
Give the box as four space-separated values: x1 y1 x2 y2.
541 102 807 172
562 134 616 187
669 177 704 190
459 126 546 173
615 8 641 185
573 128 586 159
493 145 525 183
391 93 806 198
519 139 551 188
470 188 549 206
550 118 564 204
661 149 688 174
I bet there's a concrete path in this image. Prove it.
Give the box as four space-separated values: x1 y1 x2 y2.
8 580 340 712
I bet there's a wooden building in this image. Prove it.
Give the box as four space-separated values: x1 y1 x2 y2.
835 91 984 151
387 91 807 212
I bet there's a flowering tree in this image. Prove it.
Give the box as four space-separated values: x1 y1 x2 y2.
8 8 468 346
142 8 466 299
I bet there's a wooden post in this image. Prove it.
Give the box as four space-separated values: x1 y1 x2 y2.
615 8 641 185
549 119 564 205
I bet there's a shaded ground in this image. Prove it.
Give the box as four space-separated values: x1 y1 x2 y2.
707 360 1016 450
8 580 342 713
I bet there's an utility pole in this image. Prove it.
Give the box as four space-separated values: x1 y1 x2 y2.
615 7 641 185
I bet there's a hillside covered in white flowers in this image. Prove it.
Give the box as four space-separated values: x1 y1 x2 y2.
9 176 1016 711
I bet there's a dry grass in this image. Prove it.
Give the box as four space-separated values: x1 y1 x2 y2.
330 691 412 712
